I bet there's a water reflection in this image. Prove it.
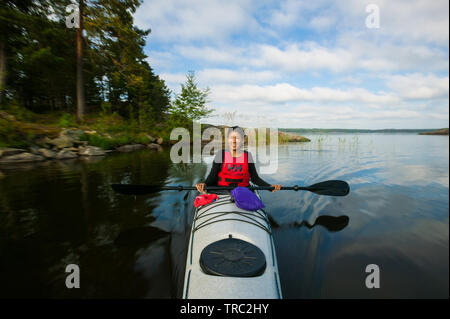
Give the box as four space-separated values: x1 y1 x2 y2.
295 215 349 232
0 134 448 298
114 223 166 247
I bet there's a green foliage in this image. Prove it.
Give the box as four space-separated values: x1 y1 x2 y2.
58 113 77 128
100 102 112 115
0 118 29 148
82 134 117 150
93 112 131 134
133 134 151 145
1 103 35 121
1 0 171 129
0 0 177 150
169 71 213 128
278 133 290 144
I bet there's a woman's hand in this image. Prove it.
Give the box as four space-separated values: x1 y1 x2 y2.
271 184 282 192
196 183 206 194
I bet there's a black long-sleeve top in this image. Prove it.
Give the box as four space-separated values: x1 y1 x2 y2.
204 150 271 186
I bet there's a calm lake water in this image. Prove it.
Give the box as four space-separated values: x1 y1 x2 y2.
0 133 448 298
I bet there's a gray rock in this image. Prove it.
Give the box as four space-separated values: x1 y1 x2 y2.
73 140 88 147
61 147 75 152
78 146 106 156
60 128 85 139
35 136 53 147
116 144 145 152
156 137 163 145
48 135 75 149
39 148 57 159
0 152 45 163
0 148 26 158
148 143 162 151
29 146 38 154
56 150 78 160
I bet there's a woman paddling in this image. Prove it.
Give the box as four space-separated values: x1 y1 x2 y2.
196 126 282 193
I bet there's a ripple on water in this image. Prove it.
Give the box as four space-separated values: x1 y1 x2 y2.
0 135 448 298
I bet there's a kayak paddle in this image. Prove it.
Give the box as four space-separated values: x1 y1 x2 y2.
111 180 350 197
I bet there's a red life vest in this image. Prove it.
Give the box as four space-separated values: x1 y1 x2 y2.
218 151 250 187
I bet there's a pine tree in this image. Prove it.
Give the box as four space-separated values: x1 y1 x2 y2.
169 71 213 127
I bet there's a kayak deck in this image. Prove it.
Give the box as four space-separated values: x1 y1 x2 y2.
183 192 282 299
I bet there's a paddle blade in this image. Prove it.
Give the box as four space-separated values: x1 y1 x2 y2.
111 184 163 195
307 180 350 196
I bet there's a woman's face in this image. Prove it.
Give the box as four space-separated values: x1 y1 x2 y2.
227 131 243 151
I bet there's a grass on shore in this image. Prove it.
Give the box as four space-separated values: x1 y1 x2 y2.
1 104 311 150
0 104 166 149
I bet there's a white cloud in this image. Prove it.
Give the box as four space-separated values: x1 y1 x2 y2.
368 0 449 45
146 51 178 69
198 69 278 84
268 0 334 30
338 34 449 72
385 73 449 100
161 69 278 88
159 73 186 85
174 45 248 65
252 43 354 72
269 0 309 28
266 0 448 45
251 40 448 73
335 76 363 85
211 83 401 105
277 109 424 121
309 15 336 30
135 0 449 129
208 102 448 128
329 0 449 45
134 0 261 42
167 40 448 74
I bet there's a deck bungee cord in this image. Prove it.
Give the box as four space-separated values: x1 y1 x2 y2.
193 195 271 234
111 179 349 299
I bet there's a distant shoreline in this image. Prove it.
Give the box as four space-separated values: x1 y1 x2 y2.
280 128 449 134
418 128 449 135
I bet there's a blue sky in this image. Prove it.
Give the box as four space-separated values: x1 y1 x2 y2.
134 0 449 129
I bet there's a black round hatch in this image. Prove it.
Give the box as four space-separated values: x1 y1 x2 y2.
199 237 266 277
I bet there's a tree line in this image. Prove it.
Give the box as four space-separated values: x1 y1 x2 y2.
0 0 212 131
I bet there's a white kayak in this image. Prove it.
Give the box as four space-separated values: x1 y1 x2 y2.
182 190 282 299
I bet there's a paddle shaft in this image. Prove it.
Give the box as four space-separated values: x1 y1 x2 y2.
111 180 349 196
160 185 309 191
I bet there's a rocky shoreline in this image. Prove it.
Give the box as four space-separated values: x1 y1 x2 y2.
0 128 163 165
0 124 312 165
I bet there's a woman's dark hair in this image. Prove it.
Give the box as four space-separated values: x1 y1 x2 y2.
226 126 245 139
